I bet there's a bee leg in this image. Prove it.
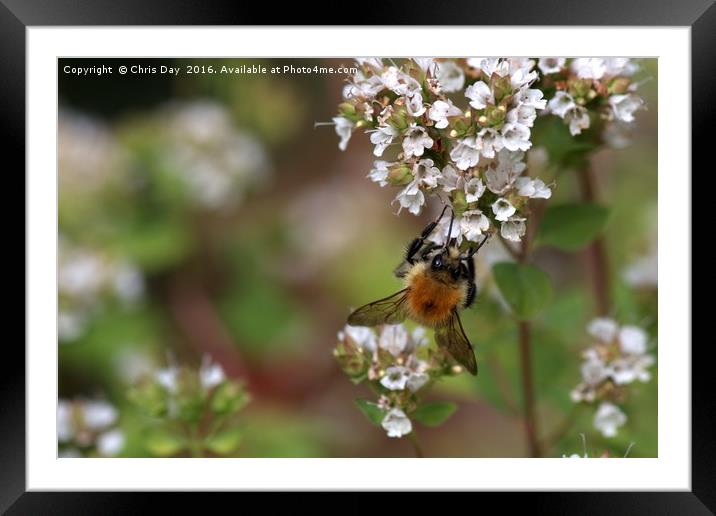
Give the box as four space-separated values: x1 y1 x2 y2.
464 281 477 308
405 205 449 264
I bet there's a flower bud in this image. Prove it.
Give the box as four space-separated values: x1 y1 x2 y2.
450 189 468 215
609 77 631 95
569 79 592 100
486 104 506 126
390 108 410 131
211 381 249 416
338 102 356 117
492 75 513 101
388 165 414 186
127 381 169 418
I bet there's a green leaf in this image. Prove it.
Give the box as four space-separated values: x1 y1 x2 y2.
354 399 385 426
144 428 186 457
536 203 610 251
412 401 457 427
205 428 243 455
492 262 553 320
531 115 599 166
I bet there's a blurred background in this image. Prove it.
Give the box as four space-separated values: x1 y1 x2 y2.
58 58 657 458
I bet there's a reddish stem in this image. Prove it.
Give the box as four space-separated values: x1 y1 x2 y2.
578 163 611 316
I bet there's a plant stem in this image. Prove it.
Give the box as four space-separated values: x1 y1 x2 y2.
578 162 611 316
408 430 424 458
517 319 541 457
514 198 544 458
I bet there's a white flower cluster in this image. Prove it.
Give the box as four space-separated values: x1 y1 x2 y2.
336 323 442 438
571 318 655 438
59 237 144 342
59 109 125 194
334 58 553 244
58 398 125 457
540 58 645 141
161 101 270 209
155 354 227 398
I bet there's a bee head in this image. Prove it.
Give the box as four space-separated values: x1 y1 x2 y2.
430 251 462 280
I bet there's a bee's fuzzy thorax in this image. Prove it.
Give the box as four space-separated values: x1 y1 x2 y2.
403 261 467 327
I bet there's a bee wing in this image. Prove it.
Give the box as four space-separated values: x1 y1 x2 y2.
435 309 477 375
347 289 409 326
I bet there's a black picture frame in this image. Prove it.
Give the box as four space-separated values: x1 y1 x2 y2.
4 0 708 512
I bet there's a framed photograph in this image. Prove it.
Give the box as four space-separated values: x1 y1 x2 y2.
6 0 708 511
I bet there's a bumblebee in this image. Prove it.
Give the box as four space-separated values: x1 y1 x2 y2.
347 206 489 375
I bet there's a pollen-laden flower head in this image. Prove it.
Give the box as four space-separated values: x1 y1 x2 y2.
334 322 458 439
571 318 655 437
541 58 645 144
330 57 553 244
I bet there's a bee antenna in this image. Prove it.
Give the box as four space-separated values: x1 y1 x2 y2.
463 233 491 260
443 208 455 249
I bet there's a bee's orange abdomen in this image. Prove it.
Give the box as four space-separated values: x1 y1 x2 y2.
405 265 465 327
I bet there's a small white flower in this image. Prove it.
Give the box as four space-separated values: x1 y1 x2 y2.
581 356 609 386
547 91 576 118
379 324 410 356
381 408 412 438
380 365 411 391
571 58 606 80
405 92 426 117
492 198 516 222
97 429 125 457
414 159 441 189
609 94 643 123
402 124 434 158
368 160 390 187
515 177 552 199
587 318 619 343
593 402 627 438
435 60 465 93
500 216 527 242
450 136 481 170
428 99 462 129
370 125 399 157
501 123 532 152
618 326 648 355
566 106 591 135
344 325 377 352
477 128 504 159
82 400 118 430
603 58 638 77
155 366 180 393
460 210 491 242
413 58 434 73
465 81 493 109
429 212 463 245
199 356 226 390
538 57 566 75
519 88 547 110
395 180 426 215
333 116 354 151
